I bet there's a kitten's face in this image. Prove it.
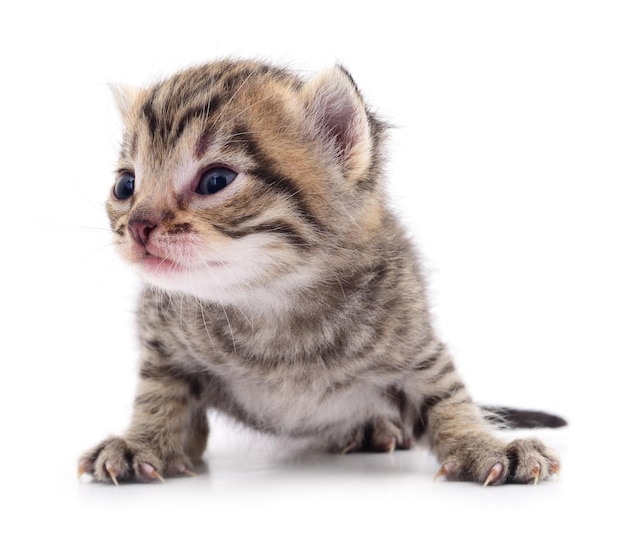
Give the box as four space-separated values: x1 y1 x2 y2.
106 60 381 306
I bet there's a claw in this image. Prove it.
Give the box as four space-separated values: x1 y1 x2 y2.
433 462 456 482
178 466 196 477
483 463 504 487
140 462 165 483
387 438 397 454
341 442 358 454
549 462 560 479
151 470 166 483
105 462 119 486
78 458 92 482
531 464 541 485
433 465 449 482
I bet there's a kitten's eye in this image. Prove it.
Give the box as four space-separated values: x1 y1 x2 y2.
195 167 237 195
113 172 135 200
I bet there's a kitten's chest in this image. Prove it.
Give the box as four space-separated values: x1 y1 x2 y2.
141 290 406 432
169 307 391 433
171 297 368 378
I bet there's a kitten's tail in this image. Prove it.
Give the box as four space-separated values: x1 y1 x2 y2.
481 405 567 429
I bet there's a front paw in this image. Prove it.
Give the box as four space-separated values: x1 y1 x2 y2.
436 438 560 486
78 437 193 484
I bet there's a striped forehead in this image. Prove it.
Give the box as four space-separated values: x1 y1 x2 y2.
137 84 219 159
130 62 299 161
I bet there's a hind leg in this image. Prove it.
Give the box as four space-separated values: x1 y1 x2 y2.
185 409 209 461
339 416 415 454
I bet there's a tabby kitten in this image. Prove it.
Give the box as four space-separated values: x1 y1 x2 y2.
79 59 564 486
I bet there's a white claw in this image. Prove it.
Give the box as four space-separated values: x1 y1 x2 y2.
105 461 119 486
549 462 560 480
433 462 457 482
483 463 504 487
152 471 166 483
77 461 88 482
140 462 165 483
531 464 541 485
433 465 449 482
341 442 358 454
178 465 197 477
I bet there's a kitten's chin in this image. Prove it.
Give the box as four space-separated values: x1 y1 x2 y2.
135 257 258 305
135 256 319 312
135 254 224 274
139 254 188 275
137 257 227 291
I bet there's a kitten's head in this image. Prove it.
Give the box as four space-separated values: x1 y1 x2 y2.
107 59 387 307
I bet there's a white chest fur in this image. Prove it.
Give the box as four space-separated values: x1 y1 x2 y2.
221 370 393 436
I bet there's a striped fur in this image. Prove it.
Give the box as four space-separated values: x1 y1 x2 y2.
80 59 563 485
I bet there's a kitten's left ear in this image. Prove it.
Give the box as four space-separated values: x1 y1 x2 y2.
110 83 142 126
300 66 372 182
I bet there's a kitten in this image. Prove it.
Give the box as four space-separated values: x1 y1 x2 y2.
79 59 565 486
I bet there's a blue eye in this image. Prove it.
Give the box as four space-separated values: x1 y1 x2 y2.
195 167 237 195
113 172 135 200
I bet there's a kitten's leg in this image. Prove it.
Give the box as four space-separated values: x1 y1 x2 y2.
186 408 209 461
336 416 415 454
79 375 207 484
367 416 415 452
411 343 560 485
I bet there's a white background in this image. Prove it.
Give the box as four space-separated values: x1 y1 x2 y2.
2 1 624 558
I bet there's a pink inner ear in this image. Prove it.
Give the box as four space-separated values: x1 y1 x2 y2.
321 91 360 157
303 67 373 179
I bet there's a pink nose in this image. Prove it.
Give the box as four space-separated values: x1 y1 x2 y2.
128 220 156 246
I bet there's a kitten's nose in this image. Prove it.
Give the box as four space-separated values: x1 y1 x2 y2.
128 219 156 246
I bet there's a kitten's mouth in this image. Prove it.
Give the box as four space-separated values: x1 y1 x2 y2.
138 251 225 274
140 253 183 274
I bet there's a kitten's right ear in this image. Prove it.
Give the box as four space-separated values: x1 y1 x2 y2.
110 83 142 125
300 66 373 183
